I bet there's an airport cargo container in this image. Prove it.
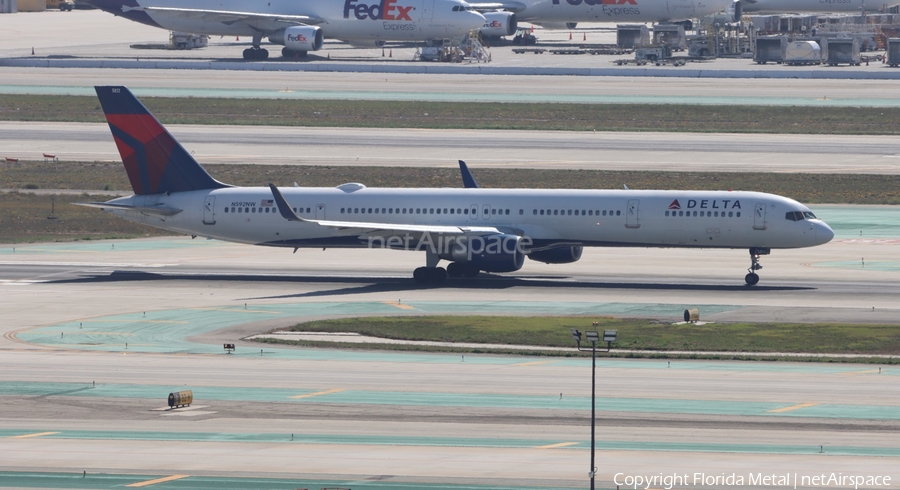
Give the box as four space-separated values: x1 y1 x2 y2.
754 36 786 64
784 40 822 65
825 38 860 66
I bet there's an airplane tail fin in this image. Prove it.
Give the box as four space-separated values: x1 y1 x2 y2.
94 86 228 195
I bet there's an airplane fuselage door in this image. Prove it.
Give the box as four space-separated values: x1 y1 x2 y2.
753 202 767 230
422 0 435 20
625 199 640 228
202 195 216 225
469 204 478 220
316 204 326 220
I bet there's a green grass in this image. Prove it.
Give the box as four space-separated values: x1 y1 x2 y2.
0 192 170 243
250 316 900 361
4 94 900 134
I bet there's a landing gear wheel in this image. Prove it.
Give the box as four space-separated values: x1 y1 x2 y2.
413 267 447 284
745 273 760 286
243 48 269 60
427 267 447 283
413 267 429 284
446 262 462 277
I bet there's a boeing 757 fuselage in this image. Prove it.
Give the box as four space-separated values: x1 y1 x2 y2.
83 86 834 286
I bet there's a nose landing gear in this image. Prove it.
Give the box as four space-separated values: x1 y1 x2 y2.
745 247 770 286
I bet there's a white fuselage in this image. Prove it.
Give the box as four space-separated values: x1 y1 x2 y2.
110 0 485 42
742 0 900 12
104 186 833 253
517 0 733 23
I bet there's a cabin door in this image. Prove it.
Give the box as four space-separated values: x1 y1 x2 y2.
625 199 640 228
202 196 216 225
753 202 767 230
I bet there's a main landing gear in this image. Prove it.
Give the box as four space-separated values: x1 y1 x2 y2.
745 247 770 286
243 34 269 60
413 264 481 284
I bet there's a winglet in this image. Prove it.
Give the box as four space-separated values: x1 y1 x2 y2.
458 160 479 189
268 184 306 222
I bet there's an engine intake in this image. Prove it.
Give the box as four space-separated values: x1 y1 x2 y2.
528 246 583 264
480 12 517 37
270 26 324 52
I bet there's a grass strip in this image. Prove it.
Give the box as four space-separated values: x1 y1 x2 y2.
4 94 900 134
253 316 900 361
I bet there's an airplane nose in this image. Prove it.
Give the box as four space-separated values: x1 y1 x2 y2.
816 221 835 245
470 11 486 29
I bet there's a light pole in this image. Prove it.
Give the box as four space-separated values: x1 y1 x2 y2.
571 328 617 490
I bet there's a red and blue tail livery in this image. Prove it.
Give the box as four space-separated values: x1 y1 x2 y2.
95 86 227 195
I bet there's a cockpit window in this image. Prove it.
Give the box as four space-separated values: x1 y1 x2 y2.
803 211 817 220
452 5 474 10
785 211 804 221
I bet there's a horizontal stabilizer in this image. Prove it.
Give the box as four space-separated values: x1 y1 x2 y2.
74 202 183 216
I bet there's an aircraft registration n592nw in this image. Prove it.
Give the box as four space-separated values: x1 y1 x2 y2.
83 86 834 286
86 0 485 59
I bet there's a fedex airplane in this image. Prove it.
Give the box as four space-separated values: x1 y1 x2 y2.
83 86 834 286
86 0 485 59
740 0 900 13
470 0 734 30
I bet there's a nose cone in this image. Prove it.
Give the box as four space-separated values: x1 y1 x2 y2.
816 221 835 245
468 11 487 30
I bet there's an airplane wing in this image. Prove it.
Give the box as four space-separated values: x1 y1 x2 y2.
74 202 183 216
268 184 502 236
465 2 527 12
123 6 326 31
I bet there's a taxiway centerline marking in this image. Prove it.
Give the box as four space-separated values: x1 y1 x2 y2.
289 388 345 399
10 432 59 439
534 442 578 449
126 475 190 487
768 402 820 413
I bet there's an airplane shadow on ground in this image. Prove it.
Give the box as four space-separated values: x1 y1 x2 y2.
48 270 815 300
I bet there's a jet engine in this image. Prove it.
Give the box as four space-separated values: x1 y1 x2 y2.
269 26 324 53
445 234 525 273
479 12 517 37
528 246 583 264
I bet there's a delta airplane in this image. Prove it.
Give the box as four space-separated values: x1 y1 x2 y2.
83 86 834 286
86 0 485 59
470 0 734 30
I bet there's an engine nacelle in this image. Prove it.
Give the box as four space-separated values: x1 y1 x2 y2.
445 234 525 273
480 12 517 37
528 246 583 264
270 26 324 52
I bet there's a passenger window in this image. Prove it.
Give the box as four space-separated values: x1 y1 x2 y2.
602 210 607 216
665 211 669 216
520 209 524 215
505 209 510 215
553 210 558 216
737 212 741 217
729 212 733 217
616 211 621 216
224 207 229 213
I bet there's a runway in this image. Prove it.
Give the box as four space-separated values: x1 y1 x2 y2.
5 122 900 173
2 230 900 488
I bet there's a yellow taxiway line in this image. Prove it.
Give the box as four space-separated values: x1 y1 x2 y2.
289 388 345 399
768 402 820 413
534 442 579 449
126 475 190 487
9 432 59 439
384 301 415 310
